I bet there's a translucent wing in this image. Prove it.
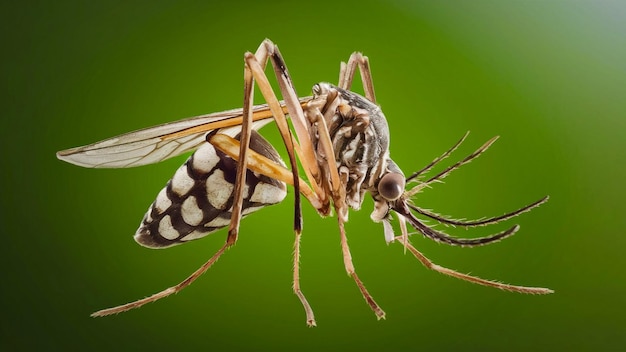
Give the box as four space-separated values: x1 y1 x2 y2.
57 98 311 168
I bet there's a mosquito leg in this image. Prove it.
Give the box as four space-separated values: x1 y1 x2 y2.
209 130 322 328
256 40 327 201
338 61 349 90
293 228 316 326
251 40 321 186
225 49 257 244
226 40 334 325
339 218 386 320
208 132 321 327
244 56 303 231
338 52 376 103
91 241 232 317
396 236 554 294
306 102 342 197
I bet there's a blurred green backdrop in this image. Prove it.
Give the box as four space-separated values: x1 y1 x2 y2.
2 1 625 351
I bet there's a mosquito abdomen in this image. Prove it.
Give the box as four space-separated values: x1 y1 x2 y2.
135 131 286 248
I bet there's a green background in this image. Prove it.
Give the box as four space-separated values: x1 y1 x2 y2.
3 1 625 351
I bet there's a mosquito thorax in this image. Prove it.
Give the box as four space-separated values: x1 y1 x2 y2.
306 82 393 212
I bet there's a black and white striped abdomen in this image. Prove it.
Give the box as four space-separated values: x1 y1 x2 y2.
135 131 287 248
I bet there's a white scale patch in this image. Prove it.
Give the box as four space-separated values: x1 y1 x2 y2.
342 133 361 162
243 183 250 199
250 183 286 204
192 143 219 173
154 188 172 213
158 215 180 240
181 196 203 226
171 165 195 196
205 169 233 210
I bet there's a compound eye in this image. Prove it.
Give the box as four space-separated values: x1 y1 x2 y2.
378 172 405 201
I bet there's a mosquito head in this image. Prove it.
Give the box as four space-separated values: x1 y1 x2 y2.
369 159 405 222
378 132 550 247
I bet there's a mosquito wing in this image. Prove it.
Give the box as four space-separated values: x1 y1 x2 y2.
57 98 311 168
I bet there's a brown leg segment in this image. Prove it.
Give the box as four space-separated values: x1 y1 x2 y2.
396 236 554 295
91 242 233 317
338 52 377 103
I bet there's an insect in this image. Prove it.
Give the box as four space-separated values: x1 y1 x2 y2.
57 39 552 326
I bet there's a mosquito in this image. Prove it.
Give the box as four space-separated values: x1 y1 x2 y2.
57 39 552 326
